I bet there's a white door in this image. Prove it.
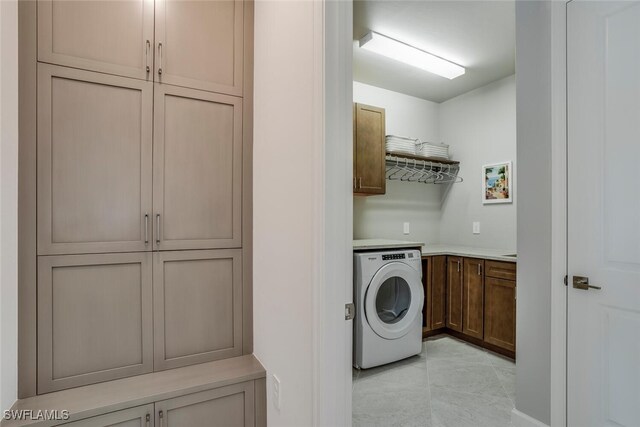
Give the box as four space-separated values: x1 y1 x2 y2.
568 2 640 426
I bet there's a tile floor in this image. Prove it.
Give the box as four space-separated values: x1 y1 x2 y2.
352 335 515 427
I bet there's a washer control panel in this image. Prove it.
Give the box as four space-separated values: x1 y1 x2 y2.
382 253 406 261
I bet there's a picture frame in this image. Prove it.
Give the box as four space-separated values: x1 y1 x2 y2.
483 161 512 204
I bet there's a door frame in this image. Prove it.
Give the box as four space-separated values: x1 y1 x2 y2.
549 2 568 426
314 0 354 425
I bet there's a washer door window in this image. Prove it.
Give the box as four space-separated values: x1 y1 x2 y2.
365 262 424 340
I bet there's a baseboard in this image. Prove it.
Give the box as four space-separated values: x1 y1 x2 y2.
511 409 550 427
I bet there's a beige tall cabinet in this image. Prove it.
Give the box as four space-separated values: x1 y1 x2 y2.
20 0 254 405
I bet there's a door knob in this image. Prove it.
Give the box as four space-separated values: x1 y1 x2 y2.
573 275 602 290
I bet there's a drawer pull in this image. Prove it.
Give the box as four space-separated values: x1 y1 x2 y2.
159 410 164 427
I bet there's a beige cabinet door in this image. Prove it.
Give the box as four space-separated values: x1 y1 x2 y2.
155 382 254 427
37 64 153 255
38 0 154 80
153 250 242 371
154 0 244 95
38 252 153 393
57 405 154 427
153 84 242 251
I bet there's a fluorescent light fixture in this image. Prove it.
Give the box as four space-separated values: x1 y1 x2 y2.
359 31 465 80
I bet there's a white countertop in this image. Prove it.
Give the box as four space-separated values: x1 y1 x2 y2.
353 240 517 262
353 239 425 251
421 244 517 263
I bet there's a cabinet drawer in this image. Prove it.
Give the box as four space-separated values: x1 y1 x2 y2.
57 405 154 427
155 382 254 427
485 260 517 281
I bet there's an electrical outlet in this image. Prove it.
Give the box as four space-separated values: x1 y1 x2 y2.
473 222 480 234
403 222 410 235
272 374 281 411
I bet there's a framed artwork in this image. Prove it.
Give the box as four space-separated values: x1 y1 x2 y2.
483 161 512 204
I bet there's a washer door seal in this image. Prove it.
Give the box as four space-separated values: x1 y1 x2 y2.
364 262 424 340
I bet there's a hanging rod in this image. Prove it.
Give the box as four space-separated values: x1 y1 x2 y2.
385 152 463 184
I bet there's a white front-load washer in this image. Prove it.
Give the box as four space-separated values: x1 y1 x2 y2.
353 249 424 369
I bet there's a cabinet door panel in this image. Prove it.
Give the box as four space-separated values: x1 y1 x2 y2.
354 103 386 195
56 405 154 427
38 253 153 393
155 0 243 95
154 84 242 251
156 382 254 427
38 0 154 80
462 258 484 339
431 255 447 330
154 250 243 371
446 256 463 332
484 277 516 352
37 64 153 255
421 258 431 330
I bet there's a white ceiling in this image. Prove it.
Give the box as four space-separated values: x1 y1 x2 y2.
353 0 515 103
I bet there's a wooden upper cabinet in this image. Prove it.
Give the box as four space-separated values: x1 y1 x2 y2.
37 64 153 255
37 0 154 81
446 256 463 332
153 250 243 371
153 84 242 250
155 382 254 427
38 253 153 393
354 103 386 195
462 258 484 339
155 0 244 95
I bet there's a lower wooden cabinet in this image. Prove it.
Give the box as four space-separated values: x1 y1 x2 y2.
37 250 243 392
425 255 516 356
446 256 464 332
156 382 254 427
422 256 447 333
56 405 154 427
484 277 516 352
153 250 243 371
462 258 484 339
53 380 263 427
37 253 154 393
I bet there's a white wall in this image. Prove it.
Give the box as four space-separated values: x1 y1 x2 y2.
353 82 443 245
253 1 322 425
0 0 19 413
438 75 517 250
353 78 517 250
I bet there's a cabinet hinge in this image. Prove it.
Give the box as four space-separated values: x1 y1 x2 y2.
345 303 356 320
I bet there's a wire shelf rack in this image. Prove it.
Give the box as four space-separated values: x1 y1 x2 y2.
385 152 463 184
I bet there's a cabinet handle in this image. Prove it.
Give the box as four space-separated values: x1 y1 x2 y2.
145 40 150 73
145 414 150 427
159 410 163 427
144 213 149 245
457 260 460 272
158 42 163 75
156 214 161 246
358 177 362 189
478 263 481 276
